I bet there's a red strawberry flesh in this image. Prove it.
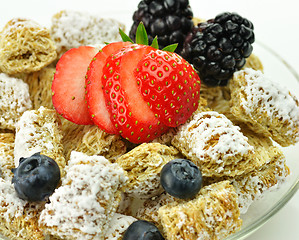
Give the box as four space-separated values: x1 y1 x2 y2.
52 46 98 125
102 44 169 143
85 42 132 134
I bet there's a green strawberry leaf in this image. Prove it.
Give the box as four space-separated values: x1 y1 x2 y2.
119 28 134 43
136 22 149 46
162 43 178 53
150 36 159 49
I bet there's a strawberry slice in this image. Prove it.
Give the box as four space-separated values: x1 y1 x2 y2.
85 42 132 134
52 46 98 125
102 44 169 143
135 49 201 127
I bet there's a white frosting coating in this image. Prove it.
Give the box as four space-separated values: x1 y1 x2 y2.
104 213 137 240
235 68 299 140
0 73 32 130
13 107 56 167
51 10 123 53
39 151 127 240
175 111 253 173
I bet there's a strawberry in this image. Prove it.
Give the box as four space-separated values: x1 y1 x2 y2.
102 44 169 143
52 46 98 125
85 42 132 134
134 49 201 127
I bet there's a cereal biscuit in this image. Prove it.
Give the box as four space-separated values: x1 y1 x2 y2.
171 111 255 177
62 121 126 162
104 213 137 240
229 68 299 146
51 10 125 57
158 181 242 240
134 192 179 232
0 73 32 131
14 107 66 177
0 18 57 74
39 151 127 240
232 149 289 214
0 179 46 240
0 133 15 180
116 143 181 199
202 125 289 213
24 67 56 110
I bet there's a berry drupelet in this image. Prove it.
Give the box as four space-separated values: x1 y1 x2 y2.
129 0 194 53
181 12 255 86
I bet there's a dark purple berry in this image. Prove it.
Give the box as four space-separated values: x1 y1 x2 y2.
123 220 164 240
181 12 254 86
11 152 60 202
160 159 202 199
129 0 194 53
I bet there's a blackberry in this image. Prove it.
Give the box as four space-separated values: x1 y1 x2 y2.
129 0 194 53
181 12 255 86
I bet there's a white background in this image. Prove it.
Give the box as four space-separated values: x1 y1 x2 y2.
0 0 298 239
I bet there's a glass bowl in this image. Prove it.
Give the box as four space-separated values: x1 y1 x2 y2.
1 12 298 240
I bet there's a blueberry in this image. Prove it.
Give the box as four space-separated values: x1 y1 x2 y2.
11 152 60 202
123 220 164 240
160 159 202 199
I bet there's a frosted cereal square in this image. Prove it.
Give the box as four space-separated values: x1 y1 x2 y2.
0 73 32 131
158 181 242 240
229 68 299 146
232 150 289 214
39 151 127 240
14 107 66 176
171 111 256 177
51 10 125 57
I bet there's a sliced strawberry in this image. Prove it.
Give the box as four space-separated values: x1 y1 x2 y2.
52 46 98 125
85 42 132 134
135 49 201 127
102 44 169 143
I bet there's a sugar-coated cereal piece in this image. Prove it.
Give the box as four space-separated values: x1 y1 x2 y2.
39 151 127 240
14 107 66 177
104 213 137 240
0 133 15 180
116 143 180 199
62 121 126 162
202 125 289 214
172 111 255 177
0 179 46 240
134 192 179 232
0 18 57 74
158 181 242 240
51 10 125 57
0 73 32 131
24 67 56 110
232 149 289 214
229 68 299 146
